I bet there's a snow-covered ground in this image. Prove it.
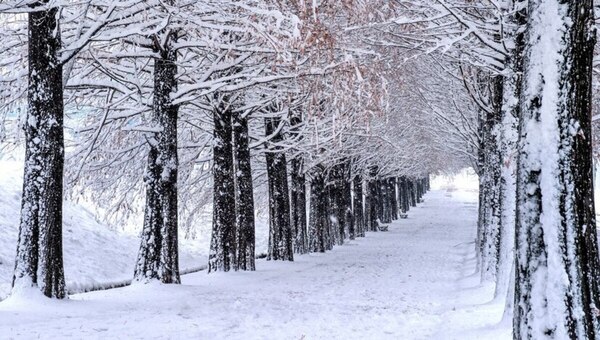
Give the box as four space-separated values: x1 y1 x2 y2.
0 160 207 300
0 185 512 339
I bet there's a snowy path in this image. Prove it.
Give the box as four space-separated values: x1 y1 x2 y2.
0 189 510 339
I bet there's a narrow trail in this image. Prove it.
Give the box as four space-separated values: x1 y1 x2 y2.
0 189 510 339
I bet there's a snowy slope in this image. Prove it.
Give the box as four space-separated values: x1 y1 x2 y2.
0 188 511 339
0 160 207 300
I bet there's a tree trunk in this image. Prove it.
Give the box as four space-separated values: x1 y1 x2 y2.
156 43 180 284
481 73 504 283
367 178 379 231
134 148 163 282
12 7 66 299
134 40 180 283
353 176 365 237
494 0 525 304
399 176 409 214
514 1 600 338
410 179 417 208
233 111 256 271
290 116 308 254
390 178 398 220
265 116 293 261
208 95 236 272
344 172 354 240
309 168 328 252
376 180 385 222
327 162 351 244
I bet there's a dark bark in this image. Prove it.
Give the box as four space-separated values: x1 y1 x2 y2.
390 178 398 220
134 148 163 282
569 1 600 334
309 168 328 252
290 114 308 254
327 162 350 245
353 176 365 237
344 172 354 240
375 180 384 222
399 176 409 214
290 159 308 253
409 179 417 208
366 168 379 231
364 179 373 231
514 1 600 338
208 95 237 272
380 178 394 224
480 72 503 282
156 43 180 284
134 38 180 284
265 116 293 261
233 112 256 271
13 7 66 298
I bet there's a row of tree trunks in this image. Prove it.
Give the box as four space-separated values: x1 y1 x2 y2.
9 2 427 301
208 93 257 271
369 176 428 224
472 0 600 338
308 172 431 246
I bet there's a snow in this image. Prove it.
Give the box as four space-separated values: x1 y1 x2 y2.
0 181 512 339
0 160 206 300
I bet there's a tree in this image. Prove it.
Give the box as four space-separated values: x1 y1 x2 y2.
208 92 237 272
265 113 293 261
513 0 600 338
233 108 256 271
134 26 180 284
309 166 328 253
353 175 365 237
290 111 308 254
12 4 66 298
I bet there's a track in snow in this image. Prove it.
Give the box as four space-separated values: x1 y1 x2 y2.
0 189 510 339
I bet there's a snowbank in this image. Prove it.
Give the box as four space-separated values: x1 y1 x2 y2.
0 160 207 299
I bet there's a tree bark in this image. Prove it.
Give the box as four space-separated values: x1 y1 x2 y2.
513 1 600 338
290 115 308 254
134 148 163 281
265 116 293 261
494 0 525 305
208 94 236 272
344 171 354 240
327 162 350 245
233 111 256 271
390 178 398 220
481 72 504 283
134 37 180 283
366 169 379 231
12 7 66 299
353 175 365 237
309 167 328 253
399 176 409 214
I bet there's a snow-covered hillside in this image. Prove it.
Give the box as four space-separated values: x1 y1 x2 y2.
0 160 207 299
